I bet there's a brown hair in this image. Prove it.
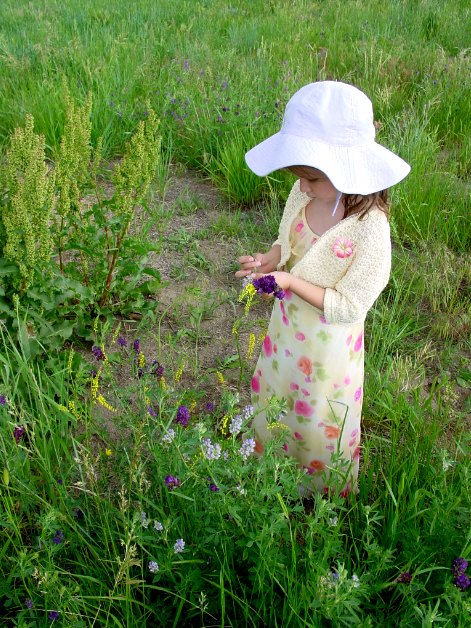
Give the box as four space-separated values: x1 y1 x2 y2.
342 191 389 220
287 165 390 220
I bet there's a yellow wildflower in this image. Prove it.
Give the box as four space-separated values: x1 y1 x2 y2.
232 320 239 337
138 352 146 368
90 373 99 400
220 414 230 436
267 422 290 432
160 377 167 391
246 333 256 359
238 282 257 315
190 401 197 412
68 400 80 420
96 394 116 412
67 349 74 374
216 371 225 386
58 404 68 413
174 362 185 383
105 448 112 456
112 322 122 345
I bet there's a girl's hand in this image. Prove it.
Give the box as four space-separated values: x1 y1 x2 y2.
235 245 282 278
252 271 291 293
235 253 264 278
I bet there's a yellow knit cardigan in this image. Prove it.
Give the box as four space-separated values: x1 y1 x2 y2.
274 180 391 325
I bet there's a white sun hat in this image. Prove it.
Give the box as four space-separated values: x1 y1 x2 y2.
245 81 410 195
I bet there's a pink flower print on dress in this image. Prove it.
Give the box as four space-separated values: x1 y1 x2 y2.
324 425 341 439
263 335 272 357
354 387 362 402
251 376 260 393
297 356 312 376
273 343 278 354
332 237 354 258
346 335 352 346
352 446 361 460
294 400 314 418
295 332 306 341
308 459 325 473
354 332 363 352
301 388 310 397
293 431 304 441
325 444 335 452
282 315 289 326
283 289 293 300
285 349 292 357
290 382 299 391
282 443 288 452
344 376 351 385
295 222 304 233
319 315 330 325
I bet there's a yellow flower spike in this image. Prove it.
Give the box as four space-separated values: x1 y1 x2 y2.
68 401 80 420
105 448 112 456
258 332 266 344
190 401 197 412
145 396 150 406
90 373 99 400
160 377 167 391
216 371 225 386
174 362 185 383
93 317 99 335
232 321 239 337
220 414 230 436
238 282 257 315
267 422 290 432
138 352 146 368
246 333 256 359
112 322 122 345
67 349 74 375
58 404 68 413
96 394 116 413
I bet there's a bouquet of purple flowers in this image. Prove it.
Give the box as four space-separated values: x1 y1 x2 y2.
251 275 285 300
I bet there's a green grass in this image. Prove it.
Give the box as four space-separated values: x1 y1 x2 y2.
0 0 470 625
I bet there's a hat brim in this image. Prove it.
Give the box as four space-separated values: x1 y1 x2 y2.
245 131 410 195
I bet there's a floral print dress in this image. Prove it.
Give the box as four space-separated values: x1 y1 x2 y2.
251 204 364 494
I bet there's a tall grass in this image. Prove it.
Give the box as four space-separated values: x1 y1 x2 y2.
0 0 469 248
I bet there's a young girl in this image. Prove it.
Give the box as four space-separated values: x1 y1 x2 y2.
236 81 410 495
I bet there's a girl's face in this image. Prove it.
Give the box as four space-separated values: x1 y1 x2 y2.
288 166 339 201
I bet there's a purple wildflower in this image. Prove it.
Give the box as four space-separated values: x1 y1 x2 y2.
0 395 6 405
205 402 214 413
92 345 105 361
252 274 277 294
175 405 189 427
48 610 60 621
209 482 219 492
454 573 470 591
117 336 127 347
202 438 222 460
165 475 181 491
73 508 84 519
25 598 33 609
229 415 243 436
184 59 189 71
222 80 227 90
452 557 468 577
53 530 63 544
396 572 412 584
161 428 175 444
148 406 157 417
239 438 256 461
148 560 159 573
13 426 26 443
137 368 144 379
133 339 140 353
174 538 185 553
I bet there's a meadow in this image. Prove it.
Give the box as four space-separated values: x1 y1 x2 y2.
0 0 470 626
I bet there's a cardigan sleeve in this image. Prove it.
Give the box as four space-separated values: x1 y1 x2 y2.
323 218 391 324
